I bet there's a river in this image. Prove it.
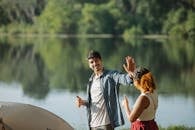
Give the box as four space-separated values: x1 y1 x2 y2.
0 37 195 129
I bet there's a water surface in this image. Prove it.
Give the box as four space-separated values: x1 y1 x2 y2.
0 37 195 129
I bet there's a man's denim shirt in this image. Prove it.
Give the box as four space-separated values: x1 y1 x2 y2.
85 69 133 129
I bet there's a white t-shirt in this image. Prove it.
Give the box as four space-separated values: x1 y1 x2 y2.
90 75 110 127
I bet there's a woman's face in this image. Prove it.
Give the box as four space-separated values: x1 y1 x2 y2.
133 79 138 87
133 79 140 90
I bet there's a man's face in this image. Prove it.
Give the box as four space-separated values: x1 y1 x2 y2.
88 57 103 74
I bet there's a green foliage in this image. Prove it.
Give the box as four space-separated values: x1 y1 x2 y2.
122 26 143 43
121 125 195 130
135 0 165 34
78 4 115 34
0 22 36 35
163 8 195 39
0 0 45 25
0 0 194 38
35 0 79 34
159 125 195 130
106 0 137 34
184 10 195 38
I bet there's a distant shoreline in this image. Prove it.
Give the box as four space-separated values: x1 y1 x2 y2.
0 33 168 39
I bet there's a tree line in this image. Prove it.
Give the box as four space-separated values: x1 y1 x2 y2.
0 0 194 39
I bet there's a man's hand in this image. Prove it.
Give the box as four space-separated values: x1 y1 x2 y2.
123 56 136 77
76 96 85 108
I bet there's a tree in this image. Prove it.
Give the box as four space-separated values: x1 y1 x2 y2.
78 4 115 34
0 0 46 25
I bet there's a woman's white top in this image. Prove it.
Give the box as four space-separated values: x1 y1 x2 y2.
137 90 158 121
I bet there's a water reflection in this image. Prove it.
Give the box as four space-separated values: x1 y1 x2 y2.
0 36 195 128
0 37 194 98
0 43 49 99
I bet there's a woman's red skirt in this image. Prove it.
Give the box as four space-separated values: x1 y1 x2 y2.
131 119 159 130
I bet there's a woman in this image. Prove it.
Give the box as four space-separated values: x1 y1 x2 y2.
122 67 159 130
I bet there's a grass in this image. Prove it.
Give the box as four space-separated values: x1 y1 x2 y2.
120 125 195 130
159 125 195 130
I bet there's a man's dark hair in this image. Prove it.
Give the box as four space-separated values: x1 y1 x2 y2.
87 50 101 60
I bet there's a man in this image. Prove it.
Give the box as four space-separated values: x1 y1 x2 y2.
76 50 135 130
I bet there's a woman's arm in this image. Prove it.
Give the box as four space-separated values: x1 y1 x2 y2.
122 95 150 122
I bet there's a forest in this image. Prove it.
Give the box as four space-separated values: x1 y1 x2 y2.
0 0 194 39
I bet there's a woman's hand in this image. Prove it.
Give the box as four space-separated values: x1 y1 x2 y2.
122 96 132 122
122 96 129 108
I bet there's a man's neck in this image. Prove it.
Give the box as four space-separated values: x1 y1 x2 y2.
95 71 102 76
95 69 103 77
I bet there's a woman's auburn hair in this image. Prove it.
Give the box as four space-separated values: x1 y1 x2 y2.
137 72 156 93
